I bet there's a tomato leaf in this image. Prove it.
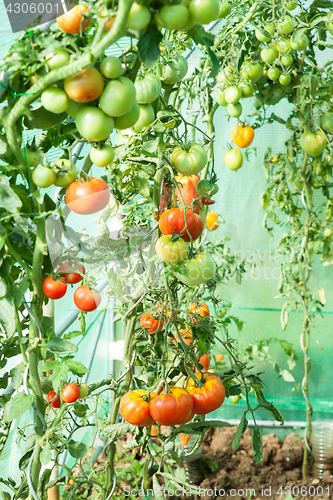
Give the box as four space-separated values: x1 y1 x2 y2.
134 172 150 198
46 336 78 354
18 448 34 471
103 422 136 440
188 25 219 71
3 392 35 422
0 488 12 500
68 440 89 459
0 296 16 338
138 24 162 68
40 442 52 465
291 27 308 44
232 412 248 451
280 301 290 331
251 425 263 463
0 277 7 299
24 107 67 130
0 175 22 213
66 360 89 377
265 403 284 424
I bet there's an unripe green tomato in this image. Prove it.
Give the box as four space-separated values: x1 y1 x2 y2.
218 1 230 18
238 82 253 98
277 38 291 54
41 86 69 114
215 87 228 106
224 148 243 170
227 102 242 118
79 383 89 399
32 166 56 188
324 228 333 238
217 65 236 84
290 34 308 51
24 147 41 168
188 0 220 25
261 47 278 64
132 104 155 133
280 54 293 66
285 0 298 10
255 22 275 42
90 144 115 167
46 48 70 70
300 130 327 158
321 111 333 134
230 395 240 404
126 2 151 30
276 16 295 35
267 67 280 81
224 85 242 104
100 56 123 79
66 100 83 118
279 73 291 85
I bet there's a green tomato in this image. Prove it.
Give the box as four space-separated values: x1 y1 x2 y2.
126 2 151 30
155 235 188 264
300 131 327 157
100 56 123 79
224 86 242 104
135 74 162 104
79 383 89 399
277 38 291 54
279 73 291 85
113 102 140 130
41 86 69 114
32 166 56 188
276 16 295 35
324 228 333 238
241 62 263 82
285 0 298 10
189 0 220 24
218 1 230 18
255 23 275 42
290 34 308 51
99 77 136 118
230 395 240 404
261 47 278 64
267 67 280 80
321 111 333 134
215 87 228 106
90 145 115 167
225 148 243 170
172 143 208 175
76 107 114 141
66 100 83 118
132 104 155 133
24 147 41 167
196 179 219 196
280 54 293 66
52 159 77 187
216 65 236 84
227 102 242 118
155 4 189 29
46 48 70 70
157 55 188 84
238 82 254 98
174 251 216 286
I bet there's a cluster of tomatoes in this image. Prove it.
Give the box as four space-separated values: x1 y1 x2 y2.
47 381 89 408
224 124 255 171
43 263 102 312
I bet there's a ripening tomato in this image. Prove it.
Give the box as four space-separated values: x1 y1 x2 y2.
224 148 243 170
99 77 137 118
172 144 207 175
140 313 164 334
300 130 327 157
150 425 159 440
79 383 89 398
135 74 162 104
41 86 69 114
199 353 210 371
206 211 219 230
32 166 56 188
68 478 76 486
61 383 81 403
180 433 191 448
76 107 114 142
47 390 61 408
57 5 90 34
74 286 101 312
100 56 122 79
100 9 115 31
46 48 70 70
43 277 67 299
120 390 157 427
159 208 204 242
89 144 115 167
64 68 104 104
173 325 193 346
174 251 216 286
215 353 224 361
231 124 254 148
189 302 210 324
113 102 140 130
175 174 201 212
188 0 220 24
66 178 110 215
187 373 226 415
149 386 194 426
59 263 85 284
155 235 188 264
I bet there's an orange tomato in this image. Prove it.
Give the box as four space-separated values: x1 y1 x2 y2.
199 353 210 371
175 174 201 213
180 433 191 448
64 68 104 103
100 8 116 30
68 478 75 486
206 211 219 231
189 302 210 324
187 373 226 415
150 424 159 440
140 313 164 334
231 124 254 148
149 386 194 426
120 390 157 427
215 354 224 361
57 5 90 34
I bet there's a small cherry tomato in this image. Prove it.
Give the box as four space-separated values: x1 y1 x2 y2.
180 433 191 448
59 263 85 284
47 390 61 408
189 302 210 324
74 286 101 312
206 211 219 230
79 383 89 398
43 277 67 300
62 383 80 403
56 4 90 34
215 354 224 361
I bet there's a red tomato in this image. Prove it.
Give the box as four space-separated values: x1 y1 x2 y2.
120 390 157 427
61 383 80 403
140 313 164 334
74 285 101 312
159 208 204 242
175 174 201 213
56 5 90 34
43 277 67 300
189 302 210 324
59 263 85 284
47 390 61 408
187 373 226 415
66 178 110 215
64 68 104 104
149 386 194 426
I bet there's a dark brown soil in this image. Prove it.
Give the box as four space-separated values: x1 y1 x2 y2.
194 426 333 500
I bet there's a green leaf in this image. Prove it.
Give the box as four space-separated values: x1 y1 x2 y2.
0 139 7 155
66 360 89 377
19 449 34 471
291 27 308 44
0 175 22 213
318 287 326 305
0 296 16 338
281 369 295 382
265 403 284 425
68 440 89 459
255 25 273 40
46 336 78 354
0 278 7 298
232 412 248 451
40 443 52 465
0 488 11 500
133 172 150 198
3 392 35 422
138 24 162 68
10 364 24 390
310 13 328 27
280 302 290 331
103 422 136 440
63 331 83 340
11 278 29 307
251 425 263 463
73 403 88 418
254 388 272 408
188 25 219 69
25 107 67 130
